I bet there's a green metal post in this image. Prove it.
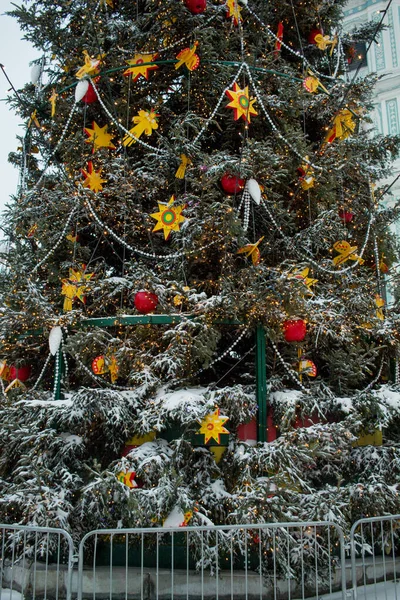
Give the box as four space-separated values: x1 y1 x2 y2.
256 324 267 443
53 348 64 400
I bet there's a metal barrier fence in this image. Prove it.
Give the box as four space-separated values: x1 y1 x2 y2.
78 521 346 600
0 523 75 600
350 514 400 600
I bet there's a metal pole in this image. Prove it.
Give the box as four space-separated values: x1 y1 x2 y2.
255 324 267 443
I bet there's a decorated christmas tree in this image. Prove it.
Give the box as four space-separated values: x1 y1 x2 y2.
2 0 400 559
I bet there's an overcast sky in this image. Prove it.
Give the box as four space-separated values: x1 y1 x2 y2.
0 1 38 218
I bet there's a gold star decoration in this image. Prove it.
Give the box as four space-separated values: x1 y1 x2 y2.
49 89 58 118
150 195 186 240
298 158 315 190
325 109 356 144
28 110 40 129
175 42 200 71
289 267 317 292
81 161 106 192
375 294 385 320
225 83 257 123
226 0 242 25
122 109 159 146
314 33 337 54
61 266 94 311
198 408 229 444
84 122 116 151
117 471 138 488
332 240 364 267
237 237 264 266
175 154 192 179
123 53 159 82
75 50 104 79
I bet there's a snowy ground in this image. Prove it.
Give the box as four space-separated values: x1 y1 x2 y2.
0 591 22 600
1 582 400 600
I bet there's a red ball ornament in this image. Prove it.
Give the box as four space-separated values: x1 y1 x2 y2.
220 174 245 194
282 319 307 342
338 209 354 223
184 0 206 14
308 28 323 44
82 83 97 104
9 365 31 382
134 291 158 314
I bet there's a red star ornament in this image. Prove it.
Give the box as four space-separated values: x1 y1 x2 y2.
225 83 257 123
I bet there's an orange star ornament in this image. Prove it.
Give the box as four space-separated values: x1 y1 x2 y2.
225 83 257 123
123 53 159 82
81 161 106 192
198 408 229 444
150 195 186 240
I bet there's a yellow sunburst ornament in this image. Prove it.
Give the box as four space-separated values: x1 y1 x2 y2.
150 196 186 240
225 83 257 123
198 409 229 444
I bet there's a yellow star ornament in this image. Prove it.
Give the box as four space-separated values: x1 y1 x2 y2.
150 196 186 240
332 240 364 267
123 53 159 82
225 83 257 123
237 237 264 266
289 267 317 292
61 266 94 311
76 50 103 79
81 161 106 192
198 409 229 444
84 122 116 151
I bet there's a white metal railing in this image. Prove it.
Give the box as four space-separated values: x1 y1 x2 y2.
350 514 400 600
77 521 346 600
0 523 75 600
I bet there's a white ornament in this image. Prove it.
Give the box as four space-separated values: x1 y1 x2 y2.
246 178 261 205
30 64 42 85
49 326 63 355
75 79 89 102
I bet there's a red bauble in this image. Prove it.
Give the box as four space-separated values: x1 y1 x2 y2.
134 291 158 314
282 319 307 342
308 28 323 44
338 209 354 223
184 0 206 14
220 174 245 194
82 83 97 104
9 365 31 382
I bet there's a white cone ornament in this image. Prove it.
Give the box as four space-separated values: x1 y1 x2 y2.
246 179 261 205
30 64 42 85
49 326 63 356
75 79 89 102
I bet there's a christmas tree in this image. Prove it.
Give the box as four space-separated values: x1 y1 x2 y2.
2 0 400 568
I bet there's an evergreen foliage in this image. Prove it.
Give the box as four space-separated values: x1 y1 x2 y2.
1 0 400 575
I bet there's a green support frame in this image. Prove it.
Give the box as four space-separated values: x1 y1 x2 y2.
54 315 268 442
